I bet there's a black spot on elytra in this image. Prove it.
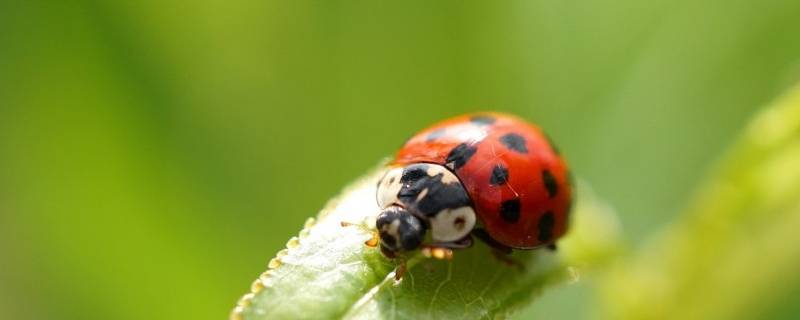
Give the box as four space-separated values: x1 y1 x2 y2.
500 133 528 154
446 143 478 169
542 170 558 198
544 133 561 154
490 164 509 186
425 128 446 142
397 164 471 217
499 199 521 223
537 211 555 242
470 115 496 125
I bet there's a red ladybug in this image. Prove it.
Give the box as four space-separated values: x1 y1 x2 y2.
373 112 573 259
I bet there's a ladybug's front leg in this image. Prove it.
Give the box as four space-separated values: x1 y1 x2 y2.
420 235 473 260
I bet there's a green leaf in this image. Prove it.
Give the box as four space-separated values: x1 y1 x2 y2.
600 84 800 320
231 165 622 320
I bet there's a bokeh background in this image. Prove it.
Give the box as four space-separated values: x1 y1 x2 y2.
2 1 800 319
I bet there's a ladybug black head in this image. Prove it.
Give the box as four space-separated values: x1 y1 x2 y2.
376 206 427 254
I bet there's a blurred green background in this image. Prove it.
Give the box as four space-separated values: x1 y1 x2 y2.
2 1 800 319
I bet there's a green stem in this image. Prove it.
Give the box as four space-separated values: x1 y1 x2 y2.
600 84 800 320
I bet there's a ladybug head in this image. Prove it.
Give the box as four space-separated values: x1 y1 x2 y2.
375 206 427 255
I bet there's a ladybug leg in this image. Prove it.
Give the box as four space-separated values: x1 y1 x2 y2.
375 245 406 281
471 228 512 254
430 235 474 249
472 229 524 270
340 221 380 248
420 245 454 260
420 235 473 260
394 259 407 281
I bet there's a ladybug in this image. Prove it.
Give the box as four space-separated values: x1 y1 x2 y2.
372 112 573 260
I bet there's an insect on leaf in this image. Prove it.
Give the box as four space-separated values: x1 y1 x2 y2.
232 166 621 320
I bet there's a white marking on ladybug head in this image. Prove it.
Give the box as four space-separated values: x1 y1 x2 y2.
382 219 401 241
376 167 404 209
429 206 476 242
415 188 429 202
425 164 459 184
